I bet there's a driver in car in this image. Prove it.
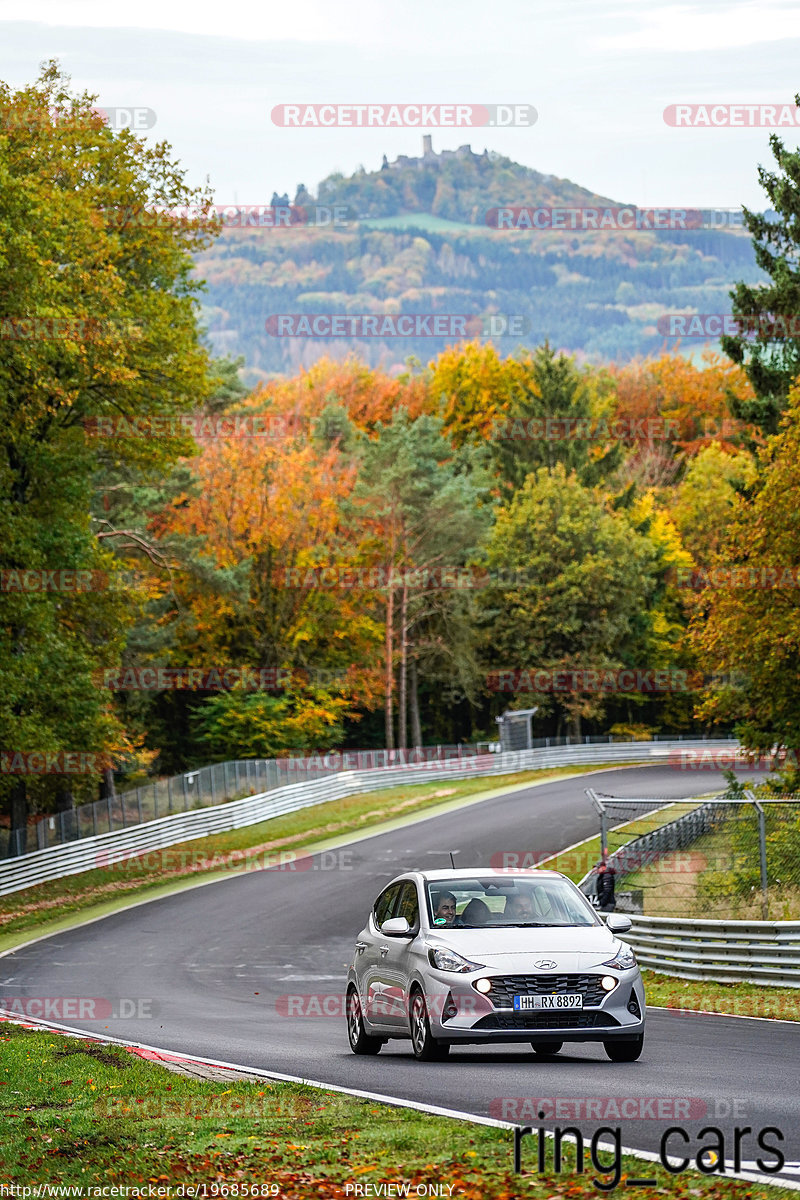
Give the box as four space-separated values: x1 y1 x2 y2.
431 891 457 925
503 891 535 922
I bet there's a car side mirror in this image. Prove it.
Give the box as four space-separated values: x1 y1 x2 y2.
381 916 412 937
605 914 632 934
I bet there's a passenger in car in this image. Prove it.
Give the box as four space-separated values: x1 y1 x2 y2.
503 892 535 922
460 898 490 926
431 891 457 925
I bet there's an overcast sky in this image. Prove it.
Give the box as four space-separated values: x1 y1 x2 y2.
1 0 798 209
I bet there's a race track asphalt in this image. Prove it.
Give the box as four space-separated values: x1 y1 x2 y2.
2 764 796 1183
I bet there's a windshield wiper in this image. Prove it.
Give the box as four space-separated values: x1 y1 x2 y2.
505 921 556 928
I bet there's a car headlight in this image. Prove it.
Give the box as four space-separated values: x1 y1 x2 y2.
428 947 485 973
602 943 637 971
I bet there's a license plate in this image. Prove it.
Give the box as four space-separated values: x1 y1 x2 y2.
514 993 583 1011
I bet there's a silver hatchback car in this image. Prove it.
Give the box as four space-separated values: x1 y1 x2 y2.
345 868 645 1061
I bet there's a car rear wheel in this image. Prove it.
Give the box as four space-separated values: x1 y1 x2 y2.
531 1041 563 1056
409 990 450 1061
346 987 382 1055
604 1034 644 1062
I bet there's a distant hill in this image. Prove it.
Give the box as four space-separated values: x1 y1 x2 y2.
194 139 765 378
311 138 618 224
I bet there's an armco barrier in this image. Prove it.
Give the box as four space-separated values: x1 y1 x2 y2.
624 914 800 987
0 738 737 898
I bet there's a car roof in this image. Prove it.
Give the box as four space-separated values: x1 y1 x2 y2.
406 868 565 881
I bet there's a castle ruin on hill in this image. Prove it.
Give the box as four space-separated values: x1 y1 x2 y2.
382 135 486 171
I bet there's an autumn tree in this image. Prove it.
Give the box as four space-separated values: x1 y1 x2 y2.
0 63 216 848
481 465 662 739
693 381 800 765
352 410 491 748
488 343 621 492
721 102 800 434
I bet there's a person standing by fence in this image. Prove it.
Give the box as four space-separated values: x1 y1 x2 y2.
595 859 617 912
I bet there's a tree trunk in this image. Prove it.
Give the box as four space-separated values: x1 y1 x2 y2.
99 767 117 802
398 578 408 750
410 655 423 748
55 781 75 811
7 779 27 858
570 710 582 741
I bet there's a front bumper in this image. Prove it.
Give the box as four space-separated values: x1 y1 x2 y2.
423 967 645 1044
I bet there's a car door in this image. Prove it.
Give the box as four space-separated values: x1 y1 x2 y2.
359 882 402 1025
373 880 421 1029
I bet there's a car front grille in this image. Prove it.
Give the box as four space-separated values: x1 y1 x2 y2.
486 973 607 1008
474 1011 619 1031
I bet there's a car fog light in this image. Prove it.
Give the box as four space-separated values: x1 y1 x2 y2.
601 975 617 991
475 978 492 994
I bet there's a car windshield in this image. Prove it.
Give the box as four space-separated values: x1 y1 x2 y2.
426 875 599 928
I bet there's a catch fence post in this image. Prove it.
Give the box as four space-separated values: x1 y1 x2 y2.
747 790 769 920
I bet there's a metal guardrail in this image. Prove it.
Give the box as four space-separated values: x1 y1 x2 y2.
624 915 800 988
0 738 738 897
9 731 727 857
577 787 800 986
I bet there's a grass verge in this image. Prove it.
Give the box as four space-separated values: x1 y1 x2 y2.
641 970 800 1020
620 829 800 922
0 1021 792 1197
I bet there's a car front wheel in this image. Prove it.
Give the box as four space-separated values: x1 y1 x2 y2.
346 987 383 1055
409 990 450 1061
604 1034 644 1062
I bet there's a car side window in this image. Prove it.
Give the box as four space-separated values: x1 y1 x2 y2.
395 882 420 931
373 883 402 928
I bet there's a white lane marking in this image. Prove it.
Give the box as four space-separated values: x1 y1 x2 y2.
278 974 345 981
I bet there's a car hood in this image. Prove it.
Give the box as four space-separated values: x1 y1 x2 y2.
426 924 624 971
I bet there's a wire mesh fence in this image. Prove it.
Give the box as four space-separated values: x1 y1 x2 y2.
1 733 729 860
1 744 501 858
582 788 800 921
